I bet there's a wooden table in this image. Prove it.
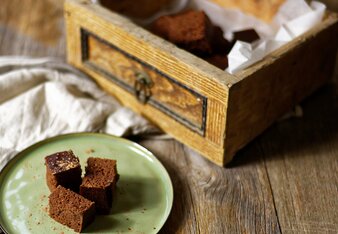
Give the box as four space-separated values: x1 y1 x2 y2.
1 1 337 233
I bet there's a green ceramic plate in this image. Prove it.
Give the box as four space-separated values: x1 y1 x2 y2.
0 133 173 234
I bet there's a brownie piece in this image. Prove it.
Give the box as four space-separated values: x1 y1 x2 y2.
49 186 95 233
204 54 229 70
152 10 215 55
152 10 231 56
212 26 232 54
45 150 82 192
80 157 119 214
233 29 260 43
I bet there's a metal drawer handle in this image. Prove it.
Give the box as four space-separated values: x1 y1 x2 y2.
134 70 153 104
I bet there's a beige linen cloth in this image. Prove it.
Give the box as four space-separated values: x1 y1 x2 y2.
0 57 163 171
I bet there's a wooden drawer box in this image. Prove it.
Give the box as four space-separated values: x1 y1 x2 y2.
65 0 338 166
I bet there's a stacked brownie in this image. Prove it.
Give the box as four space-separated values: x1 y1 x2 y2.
80 157 119 214
152 10 218 55
233 29 260 43
151 10 260 70
45 151 119 232
45 151 82 192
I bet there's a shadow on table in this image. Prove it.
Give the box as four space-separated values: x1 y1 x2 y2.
227 84 338 167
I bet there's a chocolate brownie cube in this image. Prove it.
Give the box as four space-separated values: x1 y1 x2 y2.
204 54 229 70
45 150 82 192
152 10 215 55
80 157 119 214
152 10 231 56
211 26 232 54
49 186 95 233
233 29 260 43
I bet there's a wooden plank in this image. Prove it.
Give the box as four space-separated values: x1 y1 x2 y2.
139 139 281 234
259 85 338 233
225 15 338 162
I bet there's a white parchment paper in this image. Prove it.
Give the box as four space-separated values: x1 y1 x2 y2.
192 0 326 73
229 1 325 73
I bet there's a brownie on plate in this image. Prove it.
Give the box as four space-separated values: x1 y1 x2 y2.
45 150 82 192
80 157 119 214
49 186 95 232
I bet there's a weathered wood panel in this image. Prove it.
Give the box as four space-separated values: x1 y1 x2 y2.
260 85 338 233
225 14 338 161
140 140 281 234
86 33 205 132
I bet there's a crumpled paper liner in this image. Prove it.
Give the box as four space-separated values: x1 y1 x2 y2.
192 0 326 73
227 1 325 73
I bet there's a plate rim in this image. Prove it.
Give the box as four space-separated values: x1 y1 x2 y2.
0 132 174 234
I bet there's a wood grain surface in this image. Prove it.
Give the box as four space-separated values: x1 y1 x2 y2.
87 34 205 130
226 16 338 163
0 0 337 233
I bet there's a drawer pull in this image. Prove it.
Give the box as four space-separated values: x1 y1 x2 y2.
134 71 153 104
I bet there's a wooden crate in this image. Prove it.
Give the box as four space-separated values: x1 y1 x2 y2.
64 0 338 166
